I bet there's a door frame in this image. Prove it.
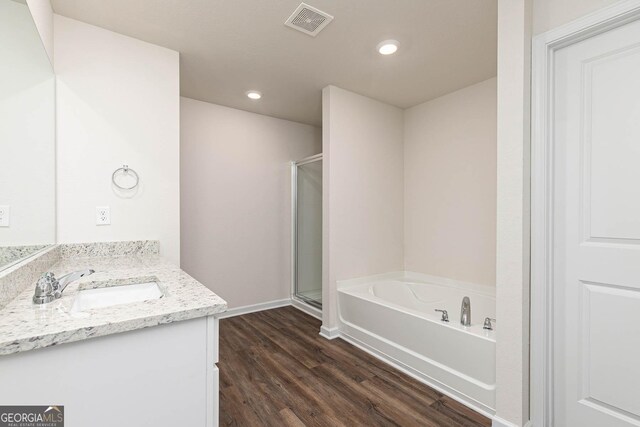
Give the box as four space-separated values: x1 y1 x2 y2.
530 1 640 425
290 153 323 310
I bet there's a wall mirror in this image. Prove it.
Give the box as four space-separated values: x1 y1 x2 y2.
0 0 56 271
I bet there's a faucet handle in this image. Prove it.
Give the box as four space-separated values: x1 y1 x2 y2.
483 317 496 330
435 309 449 322
37 272 56 289
33 272 57 304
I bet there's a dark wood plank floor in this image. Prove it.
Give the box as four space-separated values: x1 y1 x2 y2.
219 306 491 427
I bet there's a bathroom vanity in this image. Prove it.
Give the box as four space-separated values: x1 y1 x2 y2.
0 243 227 427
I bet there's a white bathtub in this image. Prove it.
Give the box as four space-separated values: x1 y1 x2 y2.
337 272 496 415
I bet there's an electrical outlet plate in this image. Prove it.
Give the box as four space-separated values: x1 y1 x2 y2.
96 206 110 225
0 205 9 227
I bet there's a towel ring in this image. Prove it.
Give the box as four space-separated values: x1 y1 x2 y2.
112 165 139 190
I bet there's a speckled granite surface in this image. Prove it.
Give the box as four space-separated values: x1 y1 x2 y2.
60 240 159 259
0 244 227 356
0 245 50 269
0 246 60 310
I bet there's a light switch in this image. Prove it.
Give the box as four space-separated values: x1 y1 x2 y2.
96 206 110 225
0 205 9 227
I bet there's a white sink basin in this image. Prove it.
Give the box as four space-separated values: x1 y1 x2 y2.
70 281 163 313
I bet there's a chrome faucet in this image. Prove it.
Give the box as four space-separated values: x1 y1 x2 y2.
434 309 449 322
460 296 471 326
483 317 496 331
32 269 95 304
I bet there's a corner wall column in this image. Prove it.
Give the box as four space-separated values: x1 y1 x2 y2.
495 0 532 425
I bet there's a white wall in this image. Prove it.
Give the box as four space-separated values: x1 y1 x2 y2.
495 0 531 425
322 86 405 330
533 0 618 34
180 97 321 309
0 0 55 246
54 15 181 264
26 0 54 64
404 78 497 287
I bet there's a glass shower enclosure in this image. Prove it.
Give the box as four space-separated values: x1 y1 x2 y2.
291 154 322 309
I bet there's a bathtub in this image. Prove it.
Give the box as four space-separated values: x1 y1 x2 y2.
337 272 496 415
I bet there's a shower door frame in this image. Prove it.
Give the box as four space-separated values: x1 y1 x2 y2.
291 153 323 312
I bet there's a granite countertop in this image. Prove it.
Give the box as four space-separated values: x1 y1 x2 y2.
0 255 227 356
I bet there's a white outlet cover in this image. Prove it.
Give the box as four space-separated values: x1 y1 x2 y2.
96 206 110 225
0 205 9 227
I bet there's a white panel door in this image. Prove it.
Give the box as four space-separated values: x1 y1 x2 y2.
554 17 640 427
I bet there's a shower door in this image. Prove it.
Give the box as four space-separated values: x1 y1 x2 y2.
292 154 322 309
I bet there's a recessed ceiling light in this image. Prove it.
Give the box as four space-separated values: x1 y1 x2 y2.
377 40 399 55
246 90 262 100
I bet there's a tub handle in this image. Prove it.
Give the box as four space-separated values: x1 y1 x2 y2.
483 317 496 330
435 309 449 322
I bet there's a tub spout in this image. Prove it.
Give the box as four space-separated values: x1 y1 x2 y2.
460 296 471 326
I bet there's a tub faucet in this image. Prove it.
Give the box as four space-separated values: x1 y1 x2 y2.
435 309 449 322
460 296 471 326
33 269 95 305
483 317 496 331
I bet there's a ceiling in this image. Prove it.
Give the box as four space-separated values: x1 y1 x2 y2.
51 0 497 126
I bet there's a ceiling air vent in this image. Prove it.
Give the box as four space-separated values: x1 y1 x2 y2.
285 3 334 37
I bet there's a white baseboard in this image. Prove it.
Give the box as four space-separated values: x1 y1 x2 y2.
214 298 291 319
492 416 528 427
291 298 322 320
319 326 340 339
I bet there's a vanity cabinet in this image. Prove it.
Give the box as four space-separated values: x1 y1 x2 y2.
0 316 220 427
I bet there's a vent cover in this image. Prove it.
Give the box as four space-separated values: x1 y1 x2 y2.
285 3 333 37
